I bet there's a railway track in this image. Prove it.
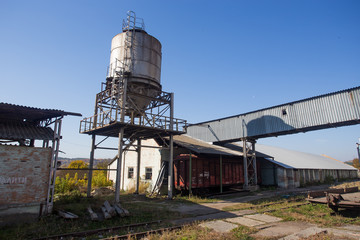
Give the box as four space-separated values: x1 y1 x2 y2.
101 198 310 240
34 196 309 239
34 220 162 240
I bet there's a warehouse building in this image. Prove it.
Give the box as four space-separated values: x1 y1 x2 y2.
108 135 358 193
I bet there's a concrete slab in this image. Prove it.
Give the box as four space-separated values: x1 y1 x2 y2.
199 220 238 233
226 216 265 227
337 225 360 232
253 221 316 239
325 227 360 239
244 213 282 223
171 210 240 225
279 227 327 240
231 209 256 216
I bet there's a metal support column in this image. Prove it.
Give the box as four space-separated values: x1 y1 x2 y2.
168 93 174 199
243 139 257 188
115 128 125 203
189 152 192 196
251 141 257 185
243 140 248 188
168 135 174 199
135 139 141 194
87 134 96 197
220 155 223 193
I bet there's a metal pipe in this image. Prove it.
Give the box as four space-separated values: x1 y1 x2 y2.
87 134 96 197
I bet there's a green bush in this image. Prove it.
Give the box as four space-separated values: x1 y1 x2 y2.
55 160 112 194
92 170 113 187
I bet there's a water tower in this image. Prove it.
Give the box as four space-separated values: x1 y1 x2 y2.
80 11 186 201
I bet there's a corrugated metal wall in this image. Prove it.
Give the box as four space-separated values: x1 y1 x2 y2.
187 87 360 142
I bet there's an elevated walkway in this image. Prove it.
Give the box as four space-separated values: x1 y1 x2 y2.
187 86 360 143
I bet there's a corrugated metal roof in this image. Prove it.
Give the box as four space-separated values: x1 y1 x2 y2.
0 122 54 140
187 86 360 142
172 135 242 156
254 144 357 170
0 102 82 123
223 143 272 159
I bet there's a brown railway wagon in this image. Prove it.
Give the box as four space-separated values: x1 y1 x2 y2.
174 154 260 191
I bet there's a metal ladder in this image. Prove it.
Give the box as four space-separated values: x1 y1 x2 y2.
111 11 137 101
150 161 166 197
45 118 62 214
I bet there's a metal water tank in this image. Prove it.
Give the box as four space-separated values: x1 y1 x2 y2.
108 30 162 92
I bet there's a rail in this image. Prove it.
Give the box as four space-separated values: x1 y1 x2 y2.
80 109 187 133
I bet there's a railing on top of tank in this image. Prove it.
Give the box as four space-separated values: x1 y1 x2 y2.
79 109 187 134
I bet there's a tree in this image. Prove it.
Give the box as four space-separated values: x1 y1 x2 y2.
353 158 360 169
68 160 89 169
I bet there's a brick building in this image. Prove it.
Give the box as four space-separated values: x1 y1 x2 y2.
0 103 80 226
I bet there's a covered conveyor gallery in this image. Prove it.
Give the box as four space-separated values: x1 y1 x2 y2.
186 86 360 187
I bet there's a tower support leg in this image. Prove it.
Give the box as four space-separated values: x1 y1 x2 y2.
168 134 174 199
135 139 141 194
115 128 125 203
87 134 96 197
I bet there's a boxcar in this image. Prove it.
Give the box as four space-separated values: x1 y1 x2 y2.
174 154 254 191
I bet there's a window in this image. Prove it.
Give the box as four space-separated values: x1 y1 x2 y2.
128 167 134 179
145 167 152 180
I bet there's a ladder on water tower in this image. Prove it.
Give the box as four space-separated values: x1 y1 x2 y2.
111 11 137 101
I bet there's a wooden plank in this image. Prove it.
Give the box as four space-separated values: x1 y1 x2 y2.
326 189 345 194
345 187 359 193
308 190 327 198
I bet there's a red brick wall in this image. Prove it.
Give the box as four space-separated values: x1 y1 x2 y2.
0 145 51 206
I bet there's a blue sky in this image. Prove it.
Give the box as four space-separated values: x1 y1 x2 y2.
1 0 359 161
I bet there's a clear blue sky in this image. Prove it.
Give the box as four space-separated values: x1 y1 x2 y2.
1 0 359 161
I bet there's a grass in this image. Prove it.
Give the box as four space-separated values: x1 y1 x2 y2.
270 203 360 227
222 195 305 212
331 180 360 189
0 192 183 240
173 194 221 204
2 181 360 239
143 224 258 240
